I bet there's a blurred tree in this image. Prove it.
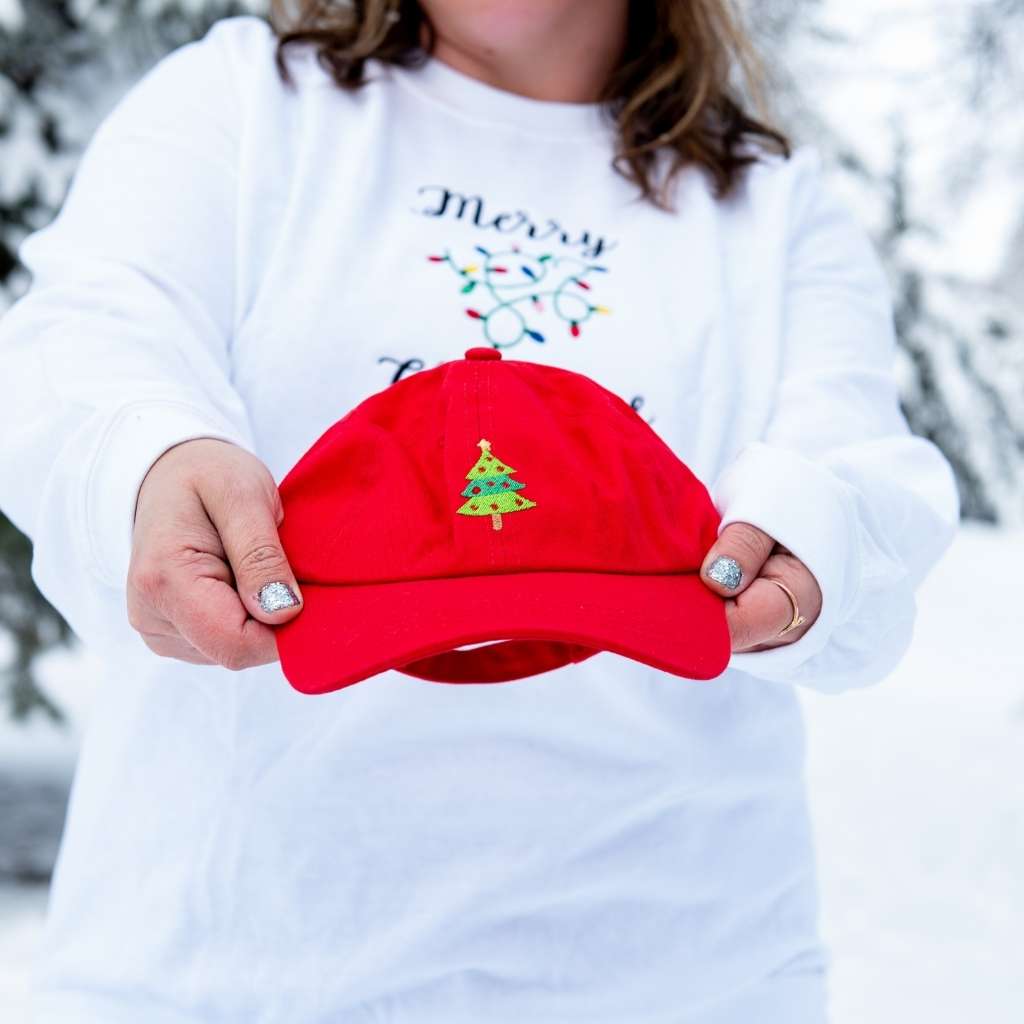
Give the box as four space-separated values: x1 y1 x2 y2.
875 121 1023 524
0 523 72 724
964 0 1024 295
746 0 1024 523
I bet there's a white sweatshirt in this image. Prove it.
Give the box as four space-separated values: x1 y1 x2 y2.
0 15 959 1024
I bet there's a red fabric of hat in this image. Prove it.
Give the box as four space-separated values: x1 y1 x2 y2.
272 348 731 694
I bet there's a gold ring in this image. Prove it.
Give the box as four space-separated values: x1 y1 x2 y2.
763 578 806 637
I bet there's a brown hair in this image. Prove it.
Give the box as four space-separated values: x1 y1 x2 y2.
268 0 791 211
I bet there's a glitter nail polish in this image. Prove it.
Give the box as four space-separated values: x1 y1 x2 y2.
706 555 742 590
258 581 300 613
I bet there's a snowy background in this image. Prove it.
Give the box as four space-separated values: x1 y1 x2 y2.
1 0 1022 1021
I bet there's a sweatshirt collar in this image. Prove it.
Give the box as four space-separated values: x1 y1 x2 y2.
382 53 617 142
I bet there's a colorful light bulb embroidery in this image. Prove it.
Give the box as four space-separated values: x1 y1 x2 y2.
456 438 536 531
426 243 612 349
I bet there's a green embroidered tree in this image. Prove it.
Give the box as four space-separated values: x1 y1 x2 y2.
456 438 536 531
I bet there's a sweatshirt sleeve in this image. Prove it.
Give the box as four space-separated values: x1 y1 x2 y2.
0 18 257 652
710 145 960 694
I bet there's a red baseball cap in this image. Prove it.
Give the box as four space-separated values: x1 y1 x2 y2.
272 347 731 693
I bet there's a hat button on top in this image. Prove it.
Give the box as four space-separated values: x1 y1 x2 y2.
464 347 502 361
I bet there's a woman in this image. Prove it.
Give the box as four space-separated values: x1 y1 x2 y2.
0 1 958 1021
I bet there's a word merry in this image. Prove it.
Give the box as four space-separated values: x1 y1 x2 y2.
414 186 618 260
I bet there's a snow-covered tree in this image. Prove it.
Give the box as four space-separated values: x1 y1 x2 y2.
744 0 1024 523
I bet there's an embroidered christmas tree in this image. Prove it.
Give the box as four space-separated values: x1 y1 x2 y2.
456 438 536 531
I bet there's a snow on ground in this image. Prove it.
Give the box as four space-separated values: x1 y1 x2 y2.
0 646 101 1019
800 521 1024 1022
0 522 1021 1021
0 882 46 1021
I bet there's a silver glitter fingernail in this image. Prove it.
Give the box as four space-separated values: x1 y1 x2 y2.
258 581 300 613
706 555 742 590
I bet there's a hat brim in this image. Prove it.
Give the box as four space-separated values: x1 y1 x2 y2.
273 570 731 695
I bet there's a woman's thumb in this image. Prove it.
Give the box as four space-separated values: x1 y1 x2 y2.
700 521 775 597
210 481 304 624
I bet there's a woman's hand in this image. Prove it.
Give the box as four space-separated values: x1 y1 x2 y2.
700 522 822 653
127 438 304 669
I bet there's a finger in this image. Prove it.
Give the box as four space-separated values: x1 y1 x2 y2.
724 578 797 651
701 521 776 597
753 550 822 650
140 632 217 666
130 517 282 671
127 583 178 638
127 569 219 666
725 552 822 652
173 575 281 670
765 550 822 619
202 474 304 625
